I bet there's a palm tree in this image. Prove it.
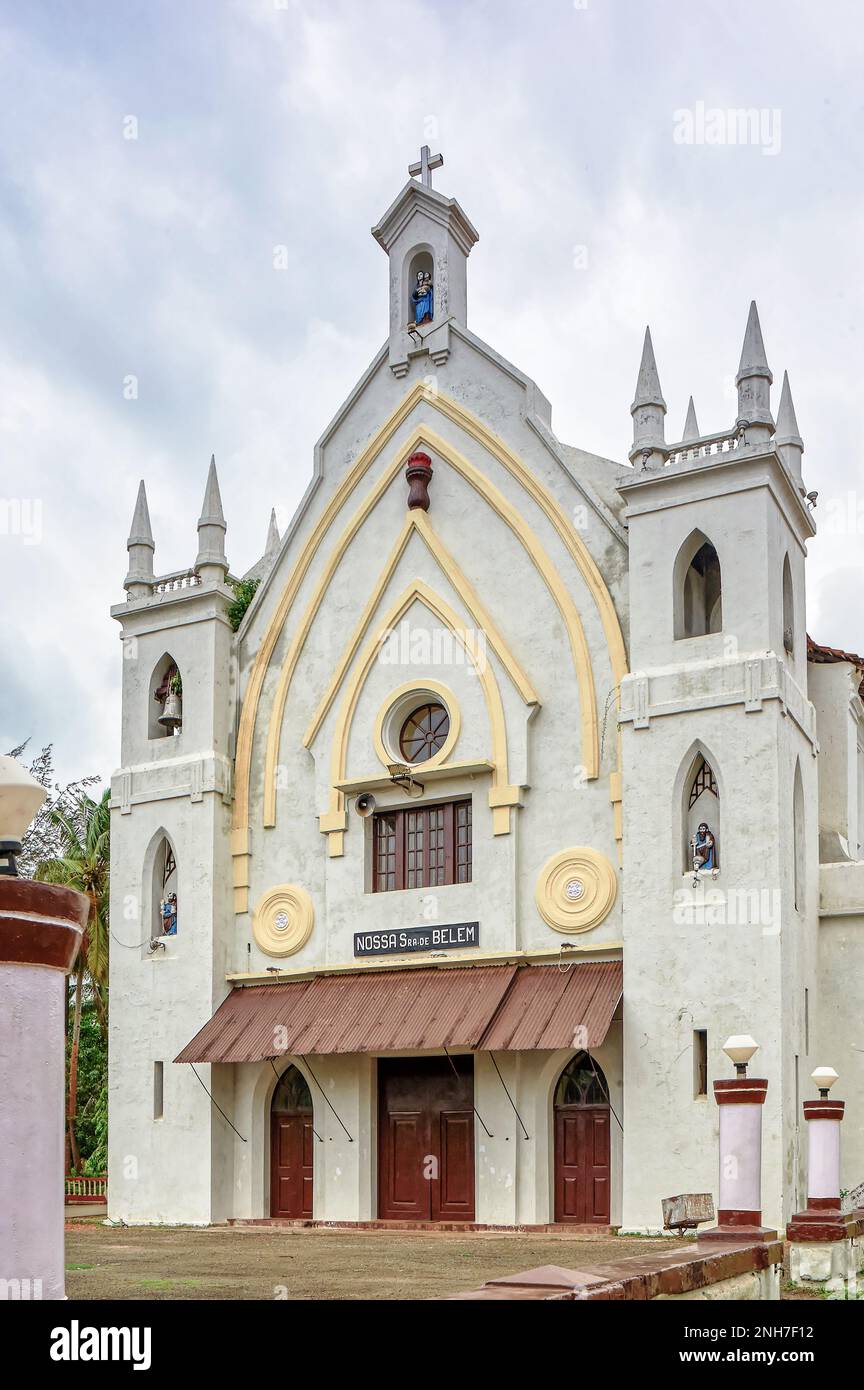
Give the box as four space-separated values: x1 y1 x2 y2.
36 789 110 1173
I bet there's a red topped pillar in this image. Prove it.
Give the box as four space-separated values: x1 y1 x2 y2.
0 759 88 1300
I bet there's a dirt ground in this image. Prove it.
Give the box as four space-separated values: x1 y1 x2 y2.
65 1220 690 1301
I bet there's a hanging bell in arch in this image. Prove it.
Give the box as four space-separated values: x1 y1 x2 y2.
158 691 182 730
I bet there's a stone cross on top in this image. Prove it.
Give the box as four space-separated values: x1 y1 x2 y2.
409 144 444 189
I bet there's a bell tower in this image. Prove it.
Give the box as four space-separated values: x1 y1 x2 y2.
372 145 479 378
616 306 819 1232
108 459 236 1224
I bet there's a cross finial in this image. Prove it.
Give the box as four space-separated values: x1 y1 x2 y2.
408 144 444 189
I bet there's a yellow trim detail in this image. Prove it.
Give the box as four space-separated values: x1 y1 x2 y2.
252 883 315 958
535 847 618 934
373 678 461 771
322 580 513 848
233 383 628 887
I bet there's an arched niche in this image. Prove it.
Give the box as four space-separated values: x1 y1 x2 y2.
403 244 435 329
673 530 723 639
680 745 721 874
782 554 795 656
148 653 183 739
151 833 178 943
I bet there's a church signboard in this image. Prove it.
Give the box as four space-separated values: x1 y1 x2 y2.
353 922 480 958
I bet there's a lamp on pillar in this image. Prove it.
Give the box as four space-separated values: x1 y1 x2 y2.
0 756 88 1300
699 1034 778 1244
787 1067 862 1246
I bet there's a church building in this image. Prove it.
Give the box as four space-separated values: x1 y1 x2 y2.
108 150 864 1232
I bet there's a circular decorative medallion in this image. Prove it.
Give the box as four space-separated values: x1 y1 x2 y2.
252 885 315 958
535 848 617 934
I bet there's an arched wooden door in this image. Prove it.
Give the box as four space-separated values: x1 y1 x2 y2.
554 1054 611 1225
270 1065 314 1219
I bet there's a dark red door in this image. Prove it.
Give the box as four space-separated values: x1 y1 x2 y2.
378 1056 474 1221
555 1105 610 1224
270 1115 314 1218
270 1065 314 1218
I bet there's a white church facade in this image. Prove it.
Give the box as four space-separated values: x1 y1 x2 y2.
107 151 864 1233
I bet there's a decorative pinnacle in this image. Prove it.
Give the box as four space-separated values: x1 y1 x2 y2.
631 327 667 413
198 455 226 530
127 480 154 550
736 300 773 385
264 508 280 557
682 396 700 443
775 371 803 450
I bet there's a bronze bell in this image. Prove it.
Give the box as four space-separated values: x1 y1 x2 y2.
158 692 182 730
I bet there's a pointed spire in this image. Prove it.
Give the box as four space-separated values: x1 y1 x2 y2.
264 508 280 557
632 327 666 411
682 396 700 443
195 455 228 582
737 300 772 379
124 480 155 597
629 326 668 470
735 301 773 444
774 370 804 475
128 479 154 548
198 454 226 528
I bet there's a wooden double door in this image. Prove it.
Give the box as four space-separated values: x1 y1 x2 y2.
554 1104 610 1224
378 1056 475 1221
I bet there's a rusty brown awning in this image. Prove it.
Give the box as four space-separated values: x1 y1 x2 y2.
479 960 622 1051
175 960 622 1064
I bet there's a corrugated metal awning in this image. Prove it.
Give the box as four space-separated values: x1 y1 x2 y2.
479 960 622 1051
175 965 516 1063
175 960 621 1064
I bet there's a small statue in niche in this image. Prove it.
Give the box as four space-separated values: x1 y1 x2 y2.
161 893 178 936
690 822 717 875
411 269 434 326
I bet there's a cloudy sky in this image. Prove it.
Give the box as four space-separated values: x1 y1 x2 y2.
2 0 862 788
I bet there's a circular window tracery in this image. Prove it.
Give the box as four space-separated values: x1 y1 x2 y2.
398 702 450 764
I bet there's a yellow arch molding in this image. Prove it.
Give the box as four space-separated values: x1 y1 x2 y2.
260 508 540 826
320 580 518 855
262 429 598 826
233 383 629 901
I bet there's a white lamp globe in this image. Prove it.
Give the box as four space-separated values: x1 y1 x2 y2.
0 756 46 847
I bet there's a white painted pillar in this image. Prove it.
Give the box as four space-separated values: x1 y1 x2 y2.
0 880 87 1299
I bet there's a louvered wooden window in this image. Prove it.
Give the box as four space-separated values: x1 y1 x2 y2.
372 800 472 892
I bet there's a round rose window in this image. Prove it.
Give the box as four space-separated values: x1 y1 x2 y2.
399 703 450 764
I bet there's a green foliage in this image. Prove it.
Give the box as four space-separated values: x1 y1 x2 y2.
6 742 99 880
67 1002 108 1173
227 576 260 632
37 787 111 1015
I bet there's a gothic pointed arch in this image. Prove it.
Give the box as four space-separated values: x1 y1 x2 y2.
677 741 722 873
142 826 179 949
232 384 628 864
148 652 183 739
553 1052 611 1224
318 580 516 855
673 530 723 639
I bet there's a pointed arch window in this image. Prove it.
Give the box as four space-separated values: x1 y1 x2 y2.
683 752 720 873
688 757 718 809
554 1053 609 1107
148 654 183 739
154 836 177 939
674 532 723 639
